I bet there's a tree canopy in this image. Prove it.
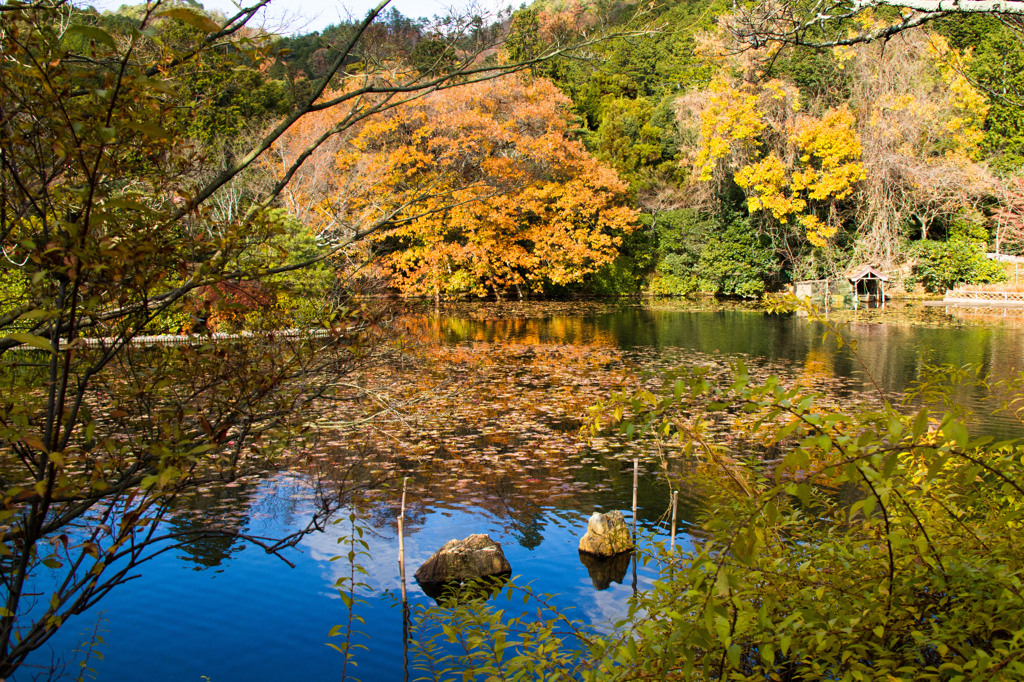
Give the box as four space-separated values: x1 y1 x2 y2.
271 74 637 299
0 0 624 674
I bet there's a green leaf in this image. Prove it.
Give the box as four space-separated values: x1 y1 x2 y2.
124 121 171 141
158 8 220 33
912 409 929 439
3 333 55 353
67 24 116 49
104 197 152 212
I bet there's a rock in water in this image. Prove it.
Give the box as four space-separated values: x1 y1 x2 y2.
578 510 634 556
414 534 512 585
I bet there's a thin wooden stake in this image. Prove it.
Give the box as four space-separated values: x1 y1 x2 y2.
399 477 410 682
632 458 638 536
670 490 679 552
632 458 640 595
398 477 408 603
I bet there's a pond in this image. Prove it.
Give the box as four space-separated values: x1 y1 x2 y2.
19 300 1024 681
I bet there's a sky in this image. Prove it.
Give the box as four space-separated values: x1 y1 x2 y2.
86 0 513 34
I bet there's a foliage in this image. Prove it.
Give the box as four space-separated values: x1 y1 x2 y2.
410 38 457 76
911 214 1007 292
506 0 722 131
647 209 776 297
247 210 338 329
591 97 664 186
695 213 778 297
842 28 993 261
584 311 1024 680
992 176 1024 256
684 75 864 260
326 512 372 678
674 21 997 273
735 105 864 248
727 0 1024 54
936 15 1024 172
271 75 638 299
576 222 659 297
0 1 595 676
410 580 596 681
411 303 1024 680
768 46 851 106
646 210 709 296
0 3 364 666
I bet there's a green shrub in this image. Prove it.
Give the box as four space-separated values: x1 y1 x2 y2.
647 210 777 298
911 210 1007 293
911 239 1006 292
410 307 1024 681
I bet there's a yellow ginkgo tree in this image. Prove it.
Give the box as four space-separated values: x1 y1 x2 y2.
736 106 865 247
691 77 865 250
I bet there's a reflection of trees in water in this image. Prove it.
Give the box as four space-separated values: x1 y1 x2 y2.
166 484 254 570
162 436 410 573
283 303 1024 563
294 333 746 545
486 476 546 549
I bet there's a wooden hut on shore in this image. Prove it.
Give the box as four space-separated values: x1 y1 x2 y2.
846 265 889 302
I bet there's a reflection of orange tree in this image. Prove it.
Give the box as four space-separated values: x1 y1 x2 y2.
300 313 906 553
271 75 637 300
403 314 620 348
796 347 834 391
296 339 641 543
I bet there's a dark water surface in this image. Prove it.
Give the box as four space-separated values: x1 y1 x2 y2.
19 301 1024 681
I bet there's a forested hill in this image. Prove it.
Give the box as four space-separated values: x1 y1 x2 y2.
78 1 1024 299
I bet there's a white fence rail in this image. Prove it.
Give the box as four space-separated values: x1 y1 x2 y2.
4 329 335 352
943 290 1024 307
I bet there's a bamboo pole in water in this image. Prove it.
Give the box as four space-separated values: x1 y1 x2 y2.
398 477 408 602
670 490 679 552
632 459 639 594
632 458 638 536
399 477 409 682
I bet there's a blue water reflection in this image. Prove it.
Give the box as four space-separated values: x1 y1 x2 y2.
21 470 676 681
19 302 1020 680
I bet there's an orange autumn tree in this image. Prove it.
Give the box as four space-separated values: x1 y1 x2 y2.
271 75 637 299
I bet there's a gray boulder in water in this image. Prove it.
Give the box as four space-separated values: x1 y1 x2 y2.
414 534 511 585
578 510 634 557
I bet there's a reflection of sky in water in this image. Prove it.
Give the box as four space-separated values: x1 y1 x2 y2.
23 303 1020 680
302 503 669 629
21 473 680 681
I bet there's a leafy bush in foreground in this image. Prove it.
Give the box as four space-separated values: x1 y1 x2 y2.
410 312 1024 681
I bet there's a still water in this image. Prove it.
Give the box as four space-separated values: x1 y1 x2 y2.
19 301 1024 681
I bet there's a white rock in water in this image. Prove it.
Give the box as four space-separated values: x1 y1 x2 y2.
579 510 634 556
